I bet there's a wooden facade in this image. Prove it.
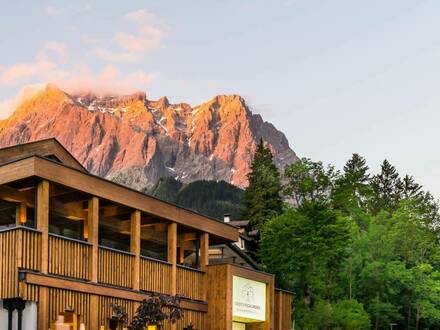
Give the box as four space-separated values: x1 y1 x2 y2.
0 139 293 330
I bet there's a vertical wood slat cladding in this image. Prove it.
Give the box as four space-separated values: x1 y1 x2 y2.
0 229 18 298
161 310 205 330
19 228 42 271
98 296 136 329
48 287 90 327
49 235 91 280
98 247 134 288
176 266 205 301
140 257 172 294
19 282 40 301
274 289 293 330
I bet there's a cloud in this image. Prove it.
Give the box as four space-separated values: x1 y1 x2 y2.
0 84 45 119
49 65 156 96
114 9 166 53
0 60 56 85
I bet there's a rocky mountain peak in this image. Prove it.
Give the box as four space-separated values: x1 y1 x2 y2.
0 85 298 190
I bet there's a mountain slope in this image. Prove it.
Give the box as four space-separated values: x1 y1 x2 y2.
0 84 298 190
150 178 243 220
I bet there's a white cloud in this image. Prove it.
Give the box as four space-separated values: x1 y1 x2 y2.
49 65 156 96
114 9 166 53
0 60 56 85
0 84 45 119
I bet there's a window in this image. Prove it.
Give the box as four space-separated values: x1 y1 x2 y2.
99 201 132 252
49 184 89 241
0 184 36 229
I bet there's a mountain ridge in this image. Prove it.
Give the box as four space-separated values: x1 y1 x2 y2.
0 84 298 190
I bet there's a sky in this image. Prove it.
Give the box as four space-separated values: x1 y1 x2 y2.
1 0 440 196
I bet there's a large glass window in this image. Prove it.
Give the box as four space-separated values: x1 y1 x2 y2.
99 200 131 252
49 183 89 240
0 183 36 229
177 227 200 269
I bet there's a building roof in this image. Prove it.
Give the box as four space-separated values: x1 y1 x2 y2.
0 139 239 243
0 138 87 172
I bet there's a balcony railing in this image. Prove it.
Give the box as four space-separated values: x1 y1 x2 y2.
0 226 41 298
177 265 205 301
98 246 134 288
49 234 91 280
140 256 172 294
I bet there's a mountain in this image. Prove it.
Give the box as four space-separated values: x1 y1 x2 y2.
0 84 298 191
150 178 243 220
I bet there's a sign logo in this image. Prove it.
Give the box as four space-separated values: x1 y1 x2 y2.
241 283 255 303
232 276 266 322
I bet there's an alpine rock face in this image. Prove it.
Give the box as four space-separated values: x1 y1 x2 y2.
0 85 298 191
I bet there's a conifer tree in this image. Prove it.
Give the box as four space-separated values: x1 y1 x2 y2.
369 159 403 213
242 138 283 230
333 153 371 212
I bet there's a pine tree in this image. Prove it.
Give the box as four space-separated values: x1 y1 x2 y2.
333 153 371 212
369 159 403 213
242 138 283 230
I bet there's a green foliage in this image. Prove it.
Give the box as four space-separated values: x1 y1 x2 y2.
284 158 338 204
242 138 283 229
258 153 440 329
150 177 243 220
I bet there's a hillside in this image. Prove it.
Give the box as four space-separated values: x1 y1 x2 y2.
150 178 243 220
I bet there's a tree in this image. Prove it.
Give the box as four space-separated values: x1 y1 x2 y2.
259 202 352 305
333 154 371 215
369 160 403 213
242 138 283 229
332 299 371 330
283 158 339 205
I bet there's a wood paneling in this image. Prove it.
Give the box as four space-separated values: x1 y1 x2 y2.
177 266 205 301
48 287 91 328
23 272 208 312
274 289 292 330
49 234 91 280
140 256 172 294
98 247 134 288
98 295 136 329
18 227 42 271
0 228 19 298
0 138 87 172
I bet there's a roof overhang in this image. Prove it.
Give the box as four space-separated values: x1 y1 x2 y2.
0 156 239 243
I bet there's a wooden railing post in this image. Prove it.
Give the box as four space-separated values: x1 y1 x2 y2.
131 210 141 291
87 197 99 282
200 233 209 301
167 223 177 296
37 180 49 330
87 196 99 330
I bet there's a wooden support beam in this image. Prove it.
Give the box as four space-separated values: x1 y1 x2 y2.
87 197 99 282
37 180 49 330
200 233 209 301
168 222 177 296
131 210 141 291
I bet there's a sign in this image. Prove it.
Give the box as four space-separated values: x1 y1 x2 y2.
232 276 266 322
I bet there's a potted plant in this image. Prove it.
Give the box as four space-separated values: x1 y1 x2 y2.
128 294 183 330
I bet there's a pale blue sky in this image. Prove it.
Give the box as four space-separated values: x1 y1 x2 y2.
1 0 440 196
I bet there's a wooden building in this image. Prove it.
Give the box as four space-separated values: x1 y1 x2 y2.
0 139 292 330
